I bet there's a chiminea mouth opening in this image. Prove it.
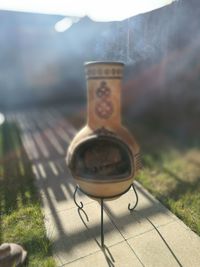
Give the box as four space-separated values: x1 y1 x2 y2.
69 135 133 183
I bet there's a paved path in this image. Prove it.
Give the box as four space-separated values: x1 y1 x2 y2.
8 107 200 267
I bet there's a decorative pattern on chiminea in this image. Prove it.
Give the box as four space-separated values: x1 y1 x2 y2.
67 61 141 198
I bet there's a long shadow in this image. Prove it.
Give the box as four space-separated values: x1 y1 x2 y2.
78 208 115 267
11 109 77 204
146 217 183 267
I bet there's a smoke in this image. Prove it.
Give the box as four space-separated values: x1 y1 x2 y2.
1 0 200 112
92 2 179 64
120 0 200 136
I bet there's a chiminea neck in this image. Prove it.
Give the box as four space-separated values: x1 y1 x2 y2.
85 62 124 130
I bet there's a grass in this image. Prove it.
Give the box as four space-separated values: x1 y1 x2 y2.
132 122 200 236
0 122 55 267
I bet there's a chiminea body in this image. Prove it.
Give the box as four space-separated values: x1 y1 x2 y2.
67 62 141 198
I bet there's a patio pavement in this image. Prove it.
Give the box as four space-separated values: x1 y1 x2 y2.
8 106 200 267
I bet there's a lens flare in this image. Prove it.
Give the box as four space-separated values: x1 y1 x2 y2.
0 113 5 125
55 17 73 32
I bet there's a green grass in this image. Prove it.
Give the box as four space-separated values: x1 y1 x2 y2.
133 123 200 236
0 122 55 267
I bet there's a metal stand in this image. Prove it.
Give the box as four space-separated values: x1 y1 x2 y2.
73 183 139 247
100 198 104 247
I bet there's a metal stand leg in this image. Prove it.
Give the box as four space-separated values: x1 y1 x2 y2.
128 184 139 211
73 186 84 210
73 183 139 247
100 198 104 247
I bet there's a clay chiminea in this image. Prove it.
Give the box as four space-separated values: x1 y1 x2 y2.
67 61 141 198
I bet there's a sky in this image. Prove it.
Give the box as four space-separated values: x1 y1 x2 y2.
0 0 176 21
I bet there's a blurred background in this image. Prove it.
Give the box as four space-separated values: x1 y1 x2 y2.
0 0 199 139
0 2 200 263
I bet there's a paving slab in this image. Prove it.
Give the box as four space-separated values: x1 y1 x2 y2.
104 183 176 239
104 191 154 239
44 201 124 265
158 221 200 267
128 224 181 267
128 220 200 267
63 241 143 267
33 159 94 214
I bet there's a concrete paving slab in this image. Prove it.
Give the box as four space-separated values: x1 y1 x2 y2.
128 220 200 267
63 241 143 267
128 224 181 267
44 206 100 265
137 203 176 228
134 182 178 226
104 192 154 239
39 183 93 215
44 201 124 265
159 221 200 267
33 159 93 214
104 184 176 240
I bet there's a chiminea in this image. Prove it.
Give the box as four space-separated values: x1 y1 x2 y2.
67 61 141 198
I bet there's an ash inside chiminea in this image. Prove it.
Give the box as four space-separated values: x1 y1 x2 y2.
71 137 132 180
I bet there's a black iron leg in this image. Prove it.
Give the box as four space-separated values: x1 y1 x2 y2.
128 184 139 211
73 186 84 210
74 184 139 248
100 198 104 247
